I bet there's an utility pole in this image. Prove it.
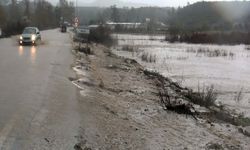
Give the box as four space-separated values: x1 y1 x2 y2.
74 0 79 27
75 0 77 18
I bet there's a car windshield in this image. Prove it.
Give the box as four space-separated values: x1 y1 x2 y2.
23 28 36 34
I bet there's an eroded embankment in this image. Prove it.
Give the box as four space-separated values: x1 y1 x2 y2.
70 42 250 150
143 69 250 127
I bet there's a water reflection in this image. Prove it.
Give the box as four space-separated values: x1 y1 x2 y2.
18 46 23 56
30 46 36 63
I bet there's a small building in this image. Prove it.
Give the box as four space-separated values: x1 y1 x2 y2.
88 25 100 30
105 21 142 30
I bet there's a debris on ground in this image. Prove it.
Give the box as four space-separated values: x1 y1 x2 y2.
238 126 250 137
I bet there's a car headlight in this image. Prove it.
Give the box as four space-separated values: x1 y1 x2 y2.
20 36 23 40
31 34 36 41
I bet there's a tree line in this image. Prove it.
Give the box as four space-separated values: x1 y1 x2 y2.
75 1 250 33
166 1 250 44
0 0 74 37
76 6 172 25
168 1 250 34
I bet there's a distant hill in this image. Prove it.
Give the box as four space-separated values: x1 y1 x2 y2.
169 1 250 31
79 0 148 8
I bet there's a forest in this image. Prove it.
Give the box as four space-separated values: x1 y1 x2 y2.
0 0 74 37
166 1 250 44
168 1 250 32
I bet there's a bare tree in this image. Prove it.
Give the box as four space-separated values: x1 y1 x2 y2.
24 0 30 18
58 0 74 23
111 5 119 22
0 4 6 27
9 0 20 21
33 0 57 29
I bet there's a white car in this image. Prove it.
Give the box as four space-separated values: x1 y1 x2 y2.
19 27 41 45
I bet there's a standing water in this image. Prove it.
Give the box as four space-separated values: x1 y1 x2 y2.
112 34 250 117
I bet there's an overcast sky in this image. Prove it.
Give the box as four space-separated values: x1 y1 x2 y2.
121 0 237 7
48 0 245 7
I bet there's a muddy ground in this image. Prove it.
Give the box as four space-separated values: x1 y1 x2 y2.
70 43 250 150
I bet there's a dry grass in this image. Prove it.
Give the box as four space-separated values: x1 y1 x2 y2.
185 85 217 107
234 87 244 103
121 45 138 52
141 52 156 63
186 47 235 58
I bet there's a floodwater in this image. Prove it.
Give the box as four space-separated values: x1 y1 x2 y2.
113 34 250 117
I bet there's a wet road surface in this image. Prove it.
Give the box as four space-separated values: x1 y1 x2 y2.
0 29 81 149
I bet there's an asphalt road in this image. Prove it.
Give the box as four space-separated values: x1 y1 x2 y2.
0 29 81 149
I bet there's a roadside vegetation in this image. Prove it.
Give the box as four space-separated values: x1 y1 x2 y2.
88 26 115 47
184 85 217 108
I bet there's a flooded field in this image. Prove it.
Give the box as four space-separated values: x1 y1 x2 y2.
112 34 250 117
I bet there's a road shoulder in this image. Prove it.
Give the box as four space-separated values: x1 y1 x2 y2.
71 43 250 150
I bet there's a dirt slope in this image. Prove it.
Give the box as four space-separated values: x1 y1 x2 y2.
71 44 250 150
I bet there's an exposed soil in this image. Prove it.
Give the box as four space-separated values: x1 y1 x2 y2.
71 43 250 150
